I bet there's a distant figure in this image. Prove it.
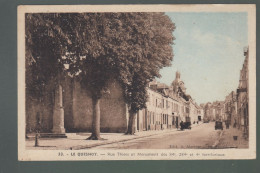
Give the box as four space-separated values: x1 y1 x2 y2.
225 121 230 129
180 121 184 130
233 120 237 128
197 121 199 124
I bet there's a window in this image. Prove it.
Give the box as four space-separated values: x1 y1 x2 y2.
153 113 155 124
162 99 164 108
186 107 189 113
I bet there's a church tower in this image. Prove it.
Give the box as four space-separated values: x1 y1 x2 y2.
171 71 181 93
171 71 186 93
175 71 181 83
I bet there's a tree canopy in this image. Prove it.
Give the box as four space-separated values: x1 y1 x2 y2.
26 12 175 137
62 13 176 135
25 13 75 99
62 12 175 103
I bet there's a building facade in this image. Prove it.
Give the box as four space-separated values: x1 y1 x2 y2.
26 78 129 133
236 46 249 138
223 91 237 126
203 101 224 122
26 71 201 134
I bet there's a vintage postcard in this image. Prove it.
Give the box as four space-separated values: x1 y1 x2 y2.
18 4 256 160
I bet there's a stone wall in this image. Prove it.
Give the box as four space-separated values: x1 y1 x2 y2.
26 77 128 133
100 81 128 133
26 86 54 133
71 80 128 133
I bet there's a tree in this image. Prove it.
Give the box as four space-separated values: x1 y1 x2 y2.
26 13 175 139
25 13 74 102
26 13 113 139
115 13 175 134
123 72 149 134
65 13 175 136
25 13 78 134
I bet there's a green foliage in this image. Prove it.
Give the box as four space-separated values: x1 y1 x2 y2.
26 13 175 112
25 13 74 99
119 13 175 113
63 13 175 111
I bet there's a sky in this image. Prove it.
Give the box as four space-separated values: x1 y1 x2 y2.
157 12 248 104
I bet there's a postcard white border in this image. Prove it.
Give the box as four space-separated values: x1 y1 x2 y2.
18 4 256 161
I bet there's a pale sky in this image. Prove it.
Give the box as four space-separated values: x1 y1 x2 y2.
157 12 248 104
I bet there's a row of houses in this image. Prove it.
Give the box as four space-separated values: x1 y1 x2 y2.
135 71 203 132
26 70 203 134
236 46 249 138
223 47 249 139
202 46 249 139
202 101 225 122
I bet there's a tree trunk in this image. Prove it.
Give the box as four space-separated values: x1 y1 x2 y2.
126 111 136 135
87 96 102 140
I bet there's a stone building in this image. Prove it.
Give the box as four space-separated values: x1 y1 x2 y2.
220 46 249 138
203 102 216 121
236 46 249 138
26 71 200 134
203 101 224 122
198 106 204 122
203 103 209 121
26 78 129 134
212 101 224 121
188 99 200 123
144 71 201 129
223 91 237 126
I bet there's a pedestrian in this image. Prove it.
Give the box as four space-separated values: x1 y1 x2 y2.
180 121 184 130
226 121 229 129
233 119 237 128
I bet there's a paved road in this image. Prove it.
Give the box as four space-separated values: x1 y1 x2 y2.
91 122 221 149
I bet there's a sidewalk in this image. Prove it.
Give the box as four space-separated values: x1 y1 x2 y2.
26 122 205 150
26 128 178 150
216 127 249 149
